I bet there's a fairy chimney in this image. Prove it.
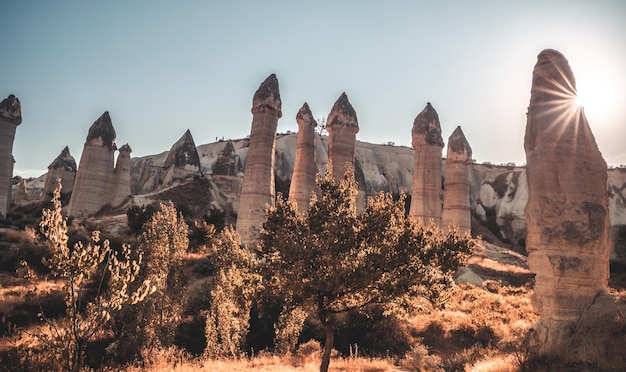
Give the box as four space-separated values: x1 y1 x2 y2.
68 111 117 217
111 143 132 206
410 102 444 225
289 103 318 212
13 178 28 202
524 49 610 351
236 74 282 248
43 146 77 195
0 94 21 217
326 93 359 181
442 126 472 234
213 141 243 177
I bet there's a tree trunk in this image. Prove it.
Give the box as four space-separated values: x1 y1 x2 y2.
318 305 335 372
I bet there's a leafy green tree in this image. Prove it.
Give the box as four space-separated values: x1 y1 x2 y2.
27 180 155 372
204 226 263 357
259 167 477 372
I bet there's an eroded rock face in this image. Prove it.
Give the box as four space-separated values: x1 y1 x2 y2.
442 126 472 233
289 103 318 212
236 74 281 248
44 146 77 195
213 141 243 177
163 129 202 186
326 93 359 181
524 49 610 351
69 112 118 216
0 94 22 217
111 144 132 206
410 102 444 225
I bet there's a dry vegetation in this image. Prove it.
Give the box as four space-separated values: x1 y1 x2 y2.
1 187 625 371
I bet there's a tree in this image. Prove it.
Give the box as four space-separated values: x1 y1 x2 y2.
113 201 189 358
204 226 263 357
27 180 155 372
258 167 477 372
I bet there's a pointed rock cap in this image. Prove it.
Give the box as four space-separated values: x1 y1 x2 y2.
48 146 77 172
326 93 359 133
0 94 22 125
220 140 236 156
447 126 472 162
252 74 282 117
118 143 132 153
412 102 444 147
296 102 318 128
87 111 116 148
531 49 577 105
164 129 201 169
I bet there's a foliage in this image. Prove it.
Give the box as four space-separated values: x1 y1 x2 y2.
258 166 477 371
24 180 155 372
113 201 189 359
204 227 263 357
126 203 158 234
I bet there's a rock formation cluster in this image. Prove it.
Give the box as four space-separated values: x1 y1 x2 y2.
410 103 444 225
524 49 611 351
0 94 21 218
236 74 282 248
68 112 131 217
289 103 318 212
442 126 472 234
43 146 77 196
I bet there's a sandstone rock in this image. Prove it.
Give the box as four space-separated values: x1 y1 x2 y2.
289 103 318 212
410 102 444 225
13 178 28 202
163 129 202 186
236 74 281 248
212 140 243 177
164 129 201 171
111 143 132 206
43 146 77 195
524 49 611 353
0 94 22 217
442 126 472 234
326 93 359 182
68 112 118 217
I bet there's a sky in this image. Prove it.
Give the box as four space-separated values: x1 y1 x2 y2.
3 0 626 178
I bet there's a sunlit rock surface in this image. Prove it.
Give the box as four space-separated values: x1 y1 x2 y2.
443 126 472 234
289 103 318 213
236 74 281 248
524 49 611 352
410 102 444 225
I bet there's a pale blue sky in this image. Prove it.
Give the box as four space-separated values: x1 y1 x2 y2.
3 0 626 177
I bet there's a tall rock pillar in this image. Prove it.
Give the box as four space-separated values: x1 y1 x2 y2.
236 74 282 248
326 93 359 181
0 95 21 218
410 103 444 225
68 112 117 217
111 143 132 206
442 126 472 234
524 49 610 351
289 103 318 213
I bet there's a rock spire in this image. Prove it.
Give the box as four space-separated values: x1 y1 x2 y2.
289 102 318 212
442 126 472 233
68 112 131 216
236 74 282 247
326 93 359 181
524 49 610 351
111 143 132 206
43 146 77 195
164 129 201 171
0 94 22 218
409 102 444 225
